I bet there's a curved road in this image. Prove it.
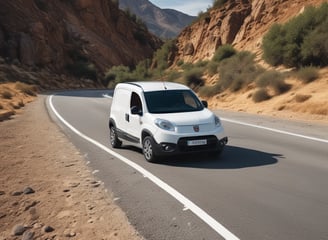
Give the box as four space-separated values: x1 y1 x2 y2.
46 90 328 240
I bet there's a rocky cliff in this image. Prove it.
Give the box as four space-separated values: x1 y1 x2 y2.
173 0 324 64
0 0 162 76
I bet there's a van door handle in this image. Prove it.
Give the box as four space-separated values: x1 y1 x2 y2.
125 113 129 122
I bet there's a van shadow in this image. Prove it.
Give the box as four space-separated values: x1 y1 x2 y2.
156 145 282 169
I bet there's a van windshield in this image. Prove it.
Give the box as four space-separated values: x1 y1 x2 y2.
144 90 204 113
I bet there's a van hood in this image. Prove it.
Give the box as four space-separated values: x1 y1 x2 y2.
149 109 214 125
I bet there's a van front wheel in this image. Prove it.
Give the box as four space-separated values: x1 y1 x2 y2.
142 136 157 162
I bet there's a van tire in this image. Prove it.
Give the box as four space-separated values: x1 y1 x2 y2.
110 125 122 148
142 136 157 162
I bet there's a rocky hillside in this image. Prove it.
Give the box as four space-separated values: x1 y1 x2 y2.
173 0 324 64
0 0 162 76
119 0 195 39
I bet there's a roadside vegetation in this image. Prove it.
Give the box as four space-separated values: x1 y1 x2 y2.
262 2 328 68
102 2 326 104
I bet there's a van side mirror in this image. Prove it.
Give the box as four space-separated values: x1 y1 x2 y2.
131 106 143 116
201 100 208 108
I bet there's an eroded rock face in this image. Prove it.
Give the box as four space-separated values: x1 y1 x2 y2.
0 0 162 73
173 0 324 64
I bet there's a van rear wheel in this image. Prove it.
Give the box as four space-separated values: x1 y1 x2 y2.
110 125 122 148
142 136 157 162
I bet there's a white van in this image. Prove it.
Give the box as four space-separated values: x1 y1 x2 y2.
109 81 228 162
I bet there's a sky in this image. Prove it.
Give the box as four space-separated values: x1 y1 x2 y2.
149 0 214 16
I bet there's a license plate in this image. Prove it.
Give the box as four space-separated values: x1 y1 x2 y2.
187 139 207 146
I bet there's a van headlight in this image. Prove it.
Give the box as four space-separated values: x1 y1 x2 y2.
214 116 221 127
155 119 175 131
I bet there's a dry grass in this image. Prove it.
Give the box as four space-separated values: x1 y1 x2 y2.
206 68 328 124
0 83 37 121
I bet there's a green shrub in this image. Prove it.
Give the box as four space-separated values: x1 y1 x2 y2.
199 84 222 98
153 40 176 71
301 23 328 66
181 62 193 71
207 61 219 76
262 2 328 67
194 60 209 68
183 68 205 90
296 66 319 83
166 70 182 82
213 44 236 62
133 59 152 80
256 70 290 95
105 65 133 88
218 51 262 92
252 89 271 102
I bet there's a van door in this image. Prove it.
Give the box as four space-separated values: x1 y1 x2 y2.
125 92 143 144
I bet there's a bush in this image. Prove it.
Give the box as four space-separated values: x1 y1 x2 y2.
218 51 262 92
199 84 221 97
105 65 134 88
194 60 209 68
262 2 328 68
183 68 204 90
207 61 220 76
296 66 319 83
213 44 236 62
256 70 290 95
133 59 152 80
153 40 176 71
181 62 193 71
166 70 182 82
262 24 286 66
252 89 271 102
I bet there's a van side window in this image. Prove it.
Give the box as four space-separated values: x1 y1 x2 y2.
130 92 142 113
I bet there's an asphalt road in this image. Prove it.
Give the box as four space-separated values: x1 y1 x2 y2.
46 90 328 240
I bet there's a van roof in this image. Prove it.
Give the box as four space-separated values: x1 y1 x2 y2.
119 81 189 92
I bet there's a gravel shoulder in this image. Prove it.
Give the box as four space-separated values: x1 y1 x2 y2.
0 95 143 240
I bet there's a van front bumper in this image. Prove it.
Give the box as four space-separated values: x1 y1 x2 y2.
152 135 228 156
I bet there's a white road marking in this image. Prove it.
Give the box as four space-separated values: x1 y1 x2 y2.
221 118 328 144
49 95 240 240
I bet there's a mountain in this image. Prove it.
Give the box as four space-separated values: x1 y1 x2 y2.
172 0 324 64
170 0 327 119
0 0 162 75
119 0 195 39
